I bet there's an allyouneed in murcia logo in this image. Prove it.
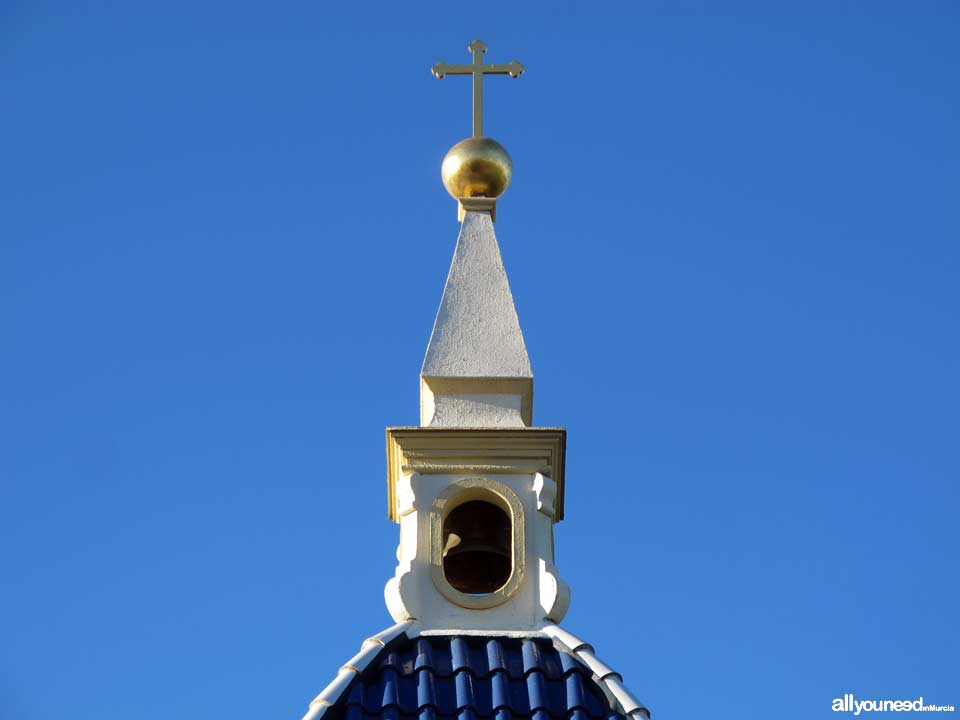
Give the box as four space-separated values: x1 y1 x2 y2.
833 694 956 715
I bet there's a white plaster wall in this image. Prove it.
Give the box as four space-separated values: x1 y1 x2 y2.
385 471 568 632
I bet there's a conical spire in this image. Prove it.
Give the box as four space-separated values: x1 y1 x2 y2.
420 211 533 427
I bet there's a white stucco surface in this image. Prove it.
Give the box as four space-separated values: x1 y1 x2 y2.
421 211 532 379
384 470 569 632
428 393 526 427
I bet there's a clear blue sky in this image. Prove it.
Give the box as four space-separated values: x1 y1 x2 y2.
2 2 958 718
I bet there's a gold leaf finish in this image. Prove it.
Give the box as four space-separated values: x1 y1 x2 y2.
441 137 512 200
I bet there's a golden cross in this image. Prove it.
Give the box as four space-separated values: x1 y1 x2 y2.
432 39 524 138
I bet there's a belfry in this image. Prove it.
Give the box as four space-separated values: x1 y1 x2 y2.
302 39 650 720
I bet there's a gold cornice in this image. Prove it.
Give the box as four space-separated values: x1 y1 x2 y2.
385 427 566 523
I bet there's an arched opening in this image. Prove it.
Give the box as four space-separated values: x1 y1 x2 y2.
442 500 512 594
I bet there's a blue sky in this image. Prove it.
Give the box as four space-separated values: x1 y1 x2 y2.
2 2 958 718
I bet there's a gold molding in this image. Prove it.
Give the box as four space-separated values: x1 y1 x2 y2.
429 477 525 609
458 196 497 222
385 426 566 522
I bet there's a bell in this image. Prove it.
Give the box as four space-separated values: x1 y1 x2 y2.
442 501 512 594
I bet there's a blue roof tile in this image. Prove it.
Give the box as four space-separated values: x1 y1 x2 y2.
525 671 547 711
332 634 625 720
558 652 581 677
418 668 438 709
521 640 542 675
490 671 510 710
450 638 472 674
565 672 587 711
486 640 507 673
379 668 399 708
454 669 475 710
416 639 435 672
531 709 552 720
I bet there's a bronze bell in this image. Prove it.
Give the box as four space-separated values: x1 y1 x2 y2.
442 500 511 594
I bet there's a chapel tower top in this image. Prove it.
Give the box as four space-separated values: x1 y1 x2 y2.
382 39 569 631
300 38 650 720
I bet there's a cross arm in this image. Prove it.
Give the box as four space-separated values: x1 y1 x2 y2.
431 61 525 79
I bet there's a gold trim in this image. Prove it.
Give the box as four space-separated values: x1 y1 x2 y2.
386 427 566 522
431 39 524 139
429 478 525 609
457 197 497 222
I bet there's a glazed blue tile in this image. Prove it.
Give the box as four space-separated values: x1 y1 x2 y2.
546 677 566 713
486 639 507 673
348 681 366 706
450 638 471 673
526 670 547 711
415 639 434 672
581 676 605 716
558 652 581 676
321 633 626 720
380 650 402 672
490 670 510 710
454 669 475 710
416 668 437 709
569 709 589 720
521 640 543 675
380 668 400 708
565 671 587 710
532 708 552 720
542 650 563 679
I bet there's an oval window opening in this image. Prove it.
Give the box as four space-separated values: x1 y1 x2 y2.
442 500 511 595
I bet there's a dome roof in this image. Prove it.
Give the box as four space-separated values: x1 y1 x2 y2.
303 623 649 720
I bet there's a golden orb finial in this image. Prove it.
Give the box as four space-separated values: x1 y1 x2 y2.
432 40 523 220
441 137 512 200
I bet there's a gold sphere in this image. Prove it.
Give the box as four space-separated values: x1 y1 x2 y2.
441 137 512 199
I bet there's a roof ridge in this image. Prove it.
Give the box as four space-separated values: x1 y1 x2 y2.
541 624 650 720
303 620 416 720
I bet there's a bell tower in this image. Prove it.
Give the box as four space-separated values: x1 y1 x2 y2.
384 211 569 632
301 40 650 720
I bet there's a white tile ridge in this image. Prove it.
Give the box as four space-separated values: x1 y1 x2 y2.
603 677 649 717
541 623 650 719
576 648 622 681
419 627 544 638
302 620 418 720
540 624 594 654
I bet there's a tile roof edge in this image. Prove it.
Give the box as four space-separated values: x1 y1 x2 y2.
418 627 548 638
302 620 419 720
541 623 651 720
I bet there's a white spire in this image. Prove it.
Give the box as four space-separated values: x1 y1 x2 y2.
420 211 533 427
